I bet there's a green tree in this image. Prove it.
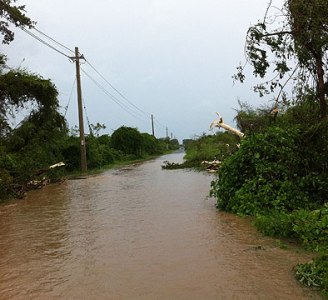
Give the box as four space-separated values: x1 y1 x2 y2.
236 0 328 118
0 67 67 192
0 0 33 44
111 126 144 157
0 67 60 138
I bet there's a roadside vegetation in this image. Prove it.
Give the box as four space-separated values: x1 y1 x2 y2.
169 0 328 296
210 100 328 297
0 1 179 201
211 0 328 296
0 85 178 200
0 0 327 297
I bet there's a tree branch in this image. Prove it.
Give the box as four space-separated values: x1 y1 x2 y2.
210 112 245 138
261 30 293 37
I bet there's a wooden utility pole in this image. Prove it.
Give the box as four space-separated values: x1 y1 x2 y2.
166 127 168 138
74 47 87 172
151 114 155 137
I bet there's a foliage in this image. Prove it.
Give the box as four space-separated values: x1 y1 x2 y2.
211 99 328 295
292 206 328 251
0 0 33 44
211 102 328 215
235 0 328 118
296 255 328 297
253 210 295 238
158 137 180 151
110 126 144 157
234 100 277 134
0 68 59 137
141 133 165 155
254 205 328 253
86 135 121 169
162 132 238 170
212 127 309 214
0 66 68 189
184 132 239 165
110 126 169 159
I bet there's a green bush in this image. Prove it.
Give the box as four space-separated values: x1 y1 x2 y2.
211 125 327 215
141 133 164 155
111 126 144 157
296 255 328 297
254 210 295 238
184 132 239 165
292 205 328 250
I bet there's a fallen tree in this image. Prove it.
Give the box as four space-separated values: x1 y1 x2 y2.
210 112 245 138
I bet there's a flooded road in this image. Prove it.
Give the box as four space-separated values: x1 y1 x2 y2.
0 152 322 299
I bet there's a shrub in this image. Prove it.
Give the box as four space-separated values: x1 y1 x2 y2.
296 255 328 297
211 125 326 215
254 210 295 238
111 126 144 157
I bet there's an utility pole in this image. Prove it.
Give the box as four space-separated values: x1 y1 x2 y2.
74 47 87 172
166 127 168 138
151 114 155 137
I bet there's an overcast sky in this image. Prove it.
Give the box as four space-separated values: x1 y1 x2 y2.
2 0 283 141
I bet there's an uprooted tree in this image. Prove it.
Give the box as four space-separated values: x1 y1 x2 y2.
235 0 328 119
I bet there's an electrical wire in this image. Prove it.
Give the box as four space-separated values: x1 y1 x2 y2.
154 117 166 129
64 78 76 117
84 60 170 136
85 60 149 117
20 26 72 60
80 68 148 124
18 25 169 134
82 97 92 135
32 27 75 54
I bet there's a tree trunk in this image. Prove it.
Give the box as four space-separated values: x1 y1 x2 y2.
316 57 327 119
210 113 245 138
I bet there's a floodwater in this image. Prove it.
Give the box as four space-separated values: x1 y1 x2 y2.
0 152 322 299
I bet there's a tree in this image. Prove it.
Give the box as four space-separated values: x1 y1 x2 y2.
0 0 33 44
235 0 328 119
0 66 60 138
111 126 144 157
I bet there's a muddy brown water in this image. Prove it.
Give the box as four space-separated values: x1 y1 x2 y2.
0 152 322 299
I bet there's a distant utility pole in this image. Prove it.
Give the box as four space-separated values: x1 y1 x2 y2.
151 114 155 137
74 47 87 172
166 127 168 138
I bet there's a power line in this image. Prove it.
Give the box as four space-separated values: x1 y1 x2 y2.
154 117 166 129
19 26 72 60
64 78 76 117
80 68 148 124
85 60 149 117
18 25 169 135
82 97 92 135
32 27 75 54
84 61 170 136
